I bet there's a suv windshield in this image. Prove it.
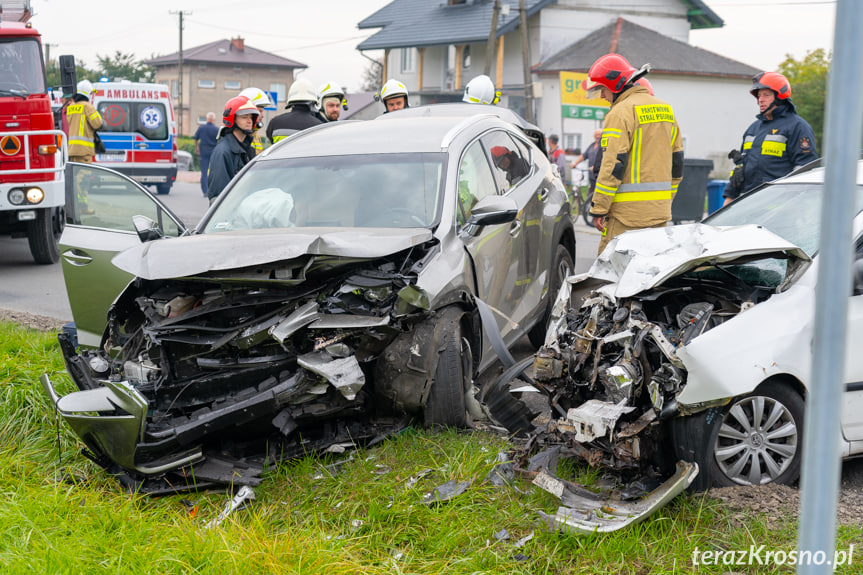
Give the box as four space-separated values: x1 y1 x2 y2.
203 154 445 232
706 182 863 257
0 38 46 95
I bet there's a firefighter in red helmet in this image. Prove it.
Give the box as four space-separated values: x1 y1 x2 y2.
206 96 259 203
586 53 685 253
723 71 817 206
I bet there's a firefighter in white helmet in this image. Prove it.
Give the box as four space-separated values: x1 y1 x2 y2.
239 87 273 154
463 74 499 105
318 82 347 122
266 79 324 143
379 78 409 113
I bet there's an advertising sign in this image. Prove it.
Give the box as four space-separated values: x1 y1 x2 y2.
560 71 609 120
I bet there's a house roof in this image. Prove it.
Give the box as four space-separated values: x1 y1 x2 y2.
534 18 759 79
356 0 555 51
146 38 306 69
341 92 378 119
356 0 723 52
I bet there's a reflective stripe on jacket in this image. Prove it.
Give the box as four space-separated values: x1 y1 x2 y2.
66 102 103 157
591 86 684 227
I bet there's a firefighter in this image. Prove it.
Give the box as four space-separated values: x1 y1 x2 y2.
586 53 684 254
207 96 258 203
462 74 500 105
723 72 817 206
239 87 274 154
265 79 324 143
65 79 103 163
318 81 347 122
379 79 409 113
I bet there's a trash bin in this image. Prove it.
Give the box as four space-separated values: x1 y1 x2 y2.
671 158 714 222
707 179 729 215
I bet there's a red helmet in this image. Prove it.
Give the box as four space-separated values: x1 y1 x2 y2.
635 77 654 96
222 96 260 128
588 53 637 94
750 72 791 100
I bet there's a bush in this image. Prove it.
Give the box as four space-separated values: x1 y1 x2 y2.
177 136 199 170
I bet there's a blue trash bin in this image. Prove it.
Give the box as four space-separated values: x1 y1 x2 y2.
707 179 729 216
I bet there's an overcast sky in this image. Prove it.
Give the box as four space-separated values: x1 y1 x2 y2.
30 0 836 93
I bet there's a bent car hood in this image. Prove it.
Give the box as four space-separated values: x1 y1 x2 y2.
112 227 434 280
580 223 811 299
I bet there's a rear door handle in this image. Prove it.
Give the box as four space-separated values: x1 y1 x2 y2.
538 187 550 201
509 220 522 237
61 249 93 266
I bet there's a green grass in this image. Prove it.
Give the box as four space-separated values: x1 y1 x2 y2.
1 320 860 574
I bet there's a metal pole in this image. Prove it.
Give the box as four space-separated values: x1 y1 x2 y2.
484 0 500 77
519 0 534 123
797 1 863 573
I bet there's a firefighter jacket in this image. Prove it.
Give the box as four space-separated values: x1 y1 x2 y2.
65 99 103 157
590 85 684 227
723 101 816 200
206 129 254 201
251 130 265 155
265 104 324 143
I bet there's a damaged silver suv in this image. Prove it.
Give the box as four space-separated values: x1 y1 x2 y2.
41 106 575 493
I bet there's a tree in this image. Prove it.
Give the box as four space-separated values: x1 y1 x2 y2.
45 59 97 90
96 50 154 83
359 60 383 93
778 49 829 153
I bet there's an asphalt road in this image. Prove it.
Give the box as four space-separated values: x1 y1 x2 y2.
0 172 601 322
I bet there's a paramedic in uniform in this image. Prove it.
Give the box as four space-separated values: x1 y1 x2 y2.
585 54 684 254
723 72 816 206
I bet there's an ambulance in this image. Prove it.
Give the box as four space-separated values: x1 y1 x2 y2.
92 81 177 194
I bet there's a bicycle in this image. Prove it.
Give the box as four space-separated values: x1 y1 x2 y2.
568 167 595 226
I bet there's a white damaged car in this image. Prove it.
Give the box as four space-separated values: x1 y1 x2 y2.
517 160 863 532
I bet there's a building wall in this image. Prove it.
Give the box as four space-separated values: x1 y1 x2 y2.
154 63 297 136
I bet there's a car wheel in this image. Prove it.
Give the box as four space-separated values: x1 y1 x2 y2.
27 207 61 265
674 381 804 490
424 315 470 428
156 183 172 195
528 243 573 348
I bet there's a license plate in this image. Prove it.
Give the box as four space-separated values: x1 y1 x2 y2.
134 175 167 183
96 153 126 162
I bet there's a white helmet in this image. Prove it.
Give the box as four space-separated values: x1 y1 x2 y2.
76 79 94 98
463 75 498 105
380 78 408 103
318 81 345 100
287 79 318 107
239 87 273 109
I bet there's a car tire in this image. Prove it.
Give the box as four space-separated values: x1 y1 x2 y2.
528 243 573 348
673 380 804 491
424 314 470 428
27 206 62 265
156 183 172 195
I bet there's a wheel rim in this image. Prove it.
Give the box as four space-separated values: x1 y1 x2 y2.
713 395 799 485
556 252 572 287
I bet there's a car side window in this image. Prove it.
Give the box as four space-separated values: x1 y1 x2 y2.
68 164 181 236
482 131 531 191
457 140 498 226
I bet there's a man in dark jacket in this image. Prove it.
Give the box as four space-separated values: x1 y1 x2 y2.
194 112 219 197
207 96 259 203
266 79 324 143
723 72 817 205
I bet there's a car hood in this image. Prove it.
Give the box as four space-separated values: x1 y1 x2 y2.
577 223 811 299
112 227 434 280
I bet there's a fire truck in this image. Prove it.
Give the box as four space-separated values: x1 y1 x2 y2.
0 1 67 264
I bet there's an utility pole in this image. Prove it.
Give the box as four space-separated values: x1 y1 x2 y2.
519 0 534 123
44 42 58 69
170 10 192 136
483 0 500 77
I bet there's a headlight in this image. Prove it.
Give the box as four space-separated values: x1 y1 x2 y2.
8 189 25 205
26 187 44 204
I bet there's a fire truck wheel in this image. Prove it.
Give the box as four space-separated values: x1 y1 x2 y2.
27 207 61 265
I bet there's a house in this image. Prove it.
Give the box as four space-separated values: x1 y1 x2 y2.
146 37 306 136
357 0 762 173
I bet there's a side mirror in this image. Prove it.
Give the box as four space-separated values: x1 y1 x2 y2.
133 215 164 242
467 195 519 227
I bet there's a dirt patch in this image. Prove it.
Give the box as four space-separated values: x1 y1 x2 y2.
0 309 67 332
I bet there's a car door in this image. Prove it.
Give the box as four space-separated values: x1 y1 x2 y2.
842 237 863 442
61 162 185 347
457 139 522 346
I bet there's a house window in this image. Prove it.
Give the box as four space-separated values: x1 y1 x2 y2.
270 83 286 103
234 66 242 72
225 80 241 90
198 79 215 89
198 64 207 70
462 45 471 69
400 48 416 74
197 116 207 125
171 80 178 98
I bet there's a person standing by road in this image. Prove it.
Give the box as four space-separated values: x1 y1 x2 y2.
585 54 684 253
570 128 602 191
194 112 219 197
723 72 817 206
547 135 568 184
207 96 258 204
266 79 324 143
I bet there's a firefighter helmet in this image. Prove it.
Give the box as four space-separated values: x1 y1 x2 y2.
379 79 409 111
635 77 654 96
750 72 791 100
587 53 637 94
287 79 318 106
463 75 499 105
319 81 348 113
222 96 260 129
76 79 94 98
239 87 274 109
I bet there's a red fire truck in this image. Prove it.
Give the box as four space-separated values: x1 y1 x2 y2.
0 1 67 264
